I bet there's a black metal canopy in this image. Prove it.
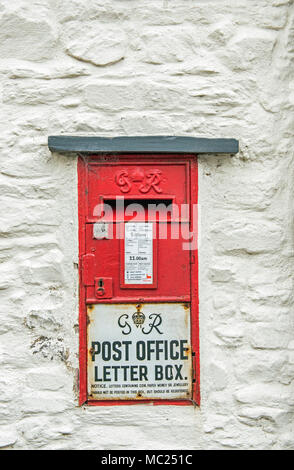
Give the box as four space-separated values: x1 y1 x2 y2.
48 136 239 155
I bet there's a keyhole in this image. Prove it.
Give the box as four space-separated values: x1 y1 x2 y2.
96 278 105 297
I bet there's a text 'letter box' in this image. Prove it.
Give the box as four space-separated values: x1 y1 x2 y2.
78 154 199 405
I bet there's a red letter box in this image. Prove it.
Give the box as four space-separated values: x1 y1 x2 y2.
78 154 199 405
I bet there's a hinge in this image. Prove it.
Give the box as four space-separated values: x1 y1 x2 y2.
191 350 200 406
191 350 197 405
192 350 196 384
81 253 95 286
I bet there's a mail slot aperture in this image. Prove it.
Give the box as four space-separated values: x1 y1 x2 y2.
97 198 176 221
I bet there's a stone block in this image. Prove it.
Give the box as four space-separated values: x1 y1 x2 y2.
21 392 72 414
233 350 287 384
0 10 57 61
207 362 228 391
63 22 127 66
247 326 291 350
219 28 276 72
0 425 17 448
25 366 68 391
211 219 283 255
234 384 294 408
213 326 243 347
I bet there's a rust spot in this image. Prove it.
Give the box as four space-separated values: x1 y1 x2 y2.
86 315 91 326
182 303 190 328
87 304 94 312
185 345 191 358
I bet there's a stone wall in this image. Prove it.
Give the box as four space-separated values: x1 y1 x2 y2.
0 0 293 449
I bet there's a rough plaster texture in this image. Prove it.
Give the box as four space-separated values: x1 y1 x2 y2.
0 0 293 450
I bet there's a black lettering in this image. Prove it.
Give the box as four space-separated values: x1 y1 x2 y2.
118 314 131 335
112 341 122 361
121 366 129 380
130 366 138 381
155 340 164 360
170 340 179 360
164 340 168 360
180 340 189 360
91 342 100 361
136 341 145 360
102 341 111 361
165 365 173 380
122 341 132 361
139 366 148 381
112 366 120 381
142 314 163 335
174 364 183 380
103 366 111 381
155 365 163 380
147 341 155 360
94 366 102 382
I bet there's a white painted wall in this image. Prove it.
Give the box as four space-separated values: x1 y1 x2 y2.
0 0 293 450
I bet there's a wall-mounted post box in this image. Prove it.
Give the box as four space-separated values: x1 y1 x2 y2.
78 154 199 405
48 135 238 406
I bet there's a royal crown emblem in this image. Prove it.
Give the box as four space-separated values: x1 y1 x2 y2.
131 168 144 182
132 304 145 328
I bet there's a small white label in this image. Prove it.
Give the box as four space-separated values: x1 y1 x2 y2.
125 223 153 284
93 223 109 239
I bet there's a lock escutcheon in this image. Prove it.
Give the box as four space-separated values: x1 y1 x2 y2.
94 277 113 299
96 278 105 296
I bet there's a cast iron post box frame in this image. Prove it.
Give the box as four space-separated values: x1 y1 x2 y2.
48 136 239 407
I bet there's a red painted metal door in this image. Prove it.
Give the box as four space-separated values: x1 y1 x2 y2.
78 154 199 406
